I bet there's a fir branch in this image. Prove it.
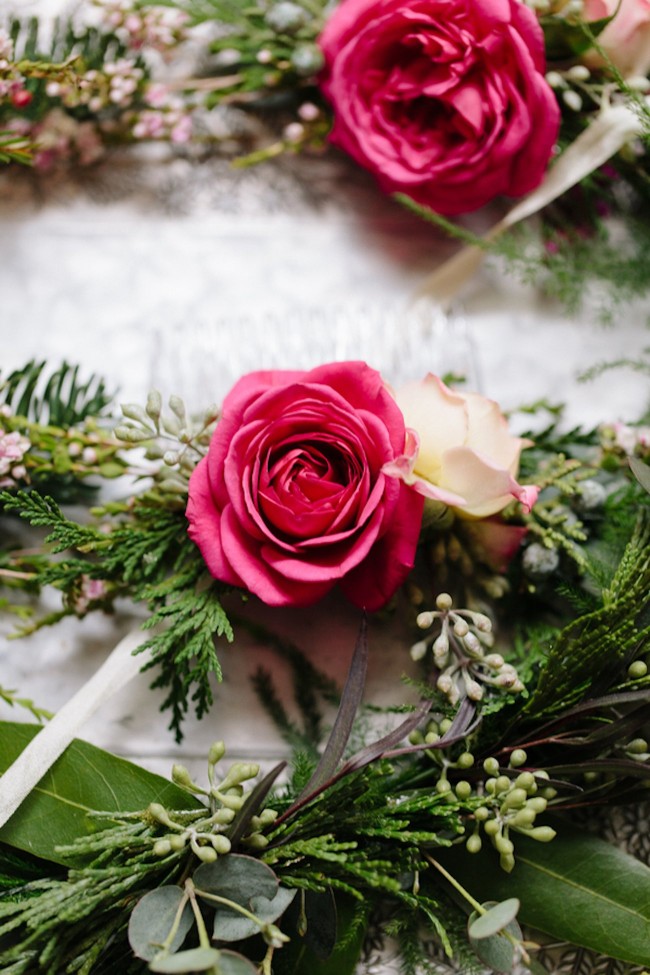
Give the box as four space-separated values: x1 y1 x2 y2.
0 360 112 428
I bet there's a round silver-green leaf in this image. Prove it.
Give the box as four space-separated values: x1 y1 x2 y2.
194 853 279 904
217 950 260 974
469 898 520 939
128 886 193 961
213 885 296 942
150 947 222 972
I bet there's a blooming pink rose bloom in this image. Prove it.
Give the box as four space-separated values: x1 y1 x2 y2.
318 0 560 216
186 362 425 610
583 0 650 77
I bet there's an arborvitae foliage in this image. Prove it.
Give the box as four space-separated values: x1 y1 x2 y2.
0 489 233 741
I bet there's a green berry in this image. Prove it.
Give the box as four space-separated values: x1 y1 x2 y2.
501 787 528 811
495 775 511 794
509 749 527 768
466 834 482 854
439 718 453 734
529 826 557 842
512 807 536 828
153 839 172 856
483 757 500 776
500 852 516 873
495 835 514 856
627 738 648 755
211 835 232 854
627 660 648 679
456 751 475 769
528 797 548 813
515 772 536 793
208 741 226 765
474 806 490 821
169 834 187 851
455 780 472 800
484 819 500 837
244 834 270 850
540 786 558 800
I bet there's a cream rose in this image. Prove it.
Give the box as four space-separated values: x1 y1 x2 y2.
583 0 650 78
387 375 538 519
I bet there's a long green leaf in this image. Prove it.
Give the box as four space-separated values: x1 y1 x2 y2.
0 722 203 865
436 822 650 966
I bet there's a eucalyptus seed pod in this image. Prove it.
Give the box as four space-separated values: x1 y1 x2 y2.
266 1 309 34
522 542 560 581
466 834 482 854
291 43 324 76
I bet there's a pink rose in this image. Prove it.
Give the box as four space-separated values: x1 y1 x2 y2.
318 0 560 216
583 0 650 77
186 362 425 610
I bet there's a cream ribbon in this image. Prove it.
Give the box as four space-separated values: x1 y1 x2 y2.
0 626 152 829
416 99 647 309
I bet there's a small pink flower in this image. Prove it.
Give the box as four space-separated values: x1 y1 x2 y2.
0 430 30 477
170 114 192 143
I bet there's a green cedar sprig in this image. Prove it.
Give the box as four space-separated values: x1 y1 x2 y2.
523 510 650 718
0 489 233 741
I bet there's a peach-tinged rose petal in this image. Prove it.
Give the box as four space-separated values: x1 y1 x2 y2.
435 446 533 518
397 375 468 479
462 391 529 475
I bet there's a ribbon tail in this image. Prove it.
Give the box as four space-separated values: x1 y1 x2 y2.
415 99 646 309
0 626 153 829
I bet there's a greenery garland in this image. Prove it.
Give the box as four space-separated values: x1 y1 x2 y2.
0 359 649 975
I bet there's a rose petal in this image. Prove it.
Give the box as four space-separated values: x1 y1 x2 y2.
438 445 536 518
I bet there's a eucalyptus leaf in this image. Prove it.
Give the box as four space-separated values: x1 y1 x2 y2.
128 886 193 961
468 899 520 939
0 722 203 864
149 946 221 973
469 917 521 973
194 853 279 905
213 885 296 942
437 823 650 966
217 949 261 974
